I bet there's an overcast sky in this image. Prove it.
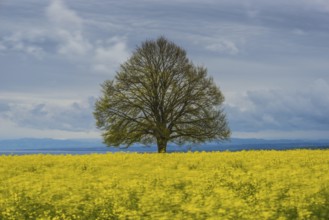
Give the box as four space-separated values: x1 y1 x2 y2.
1 0 329 140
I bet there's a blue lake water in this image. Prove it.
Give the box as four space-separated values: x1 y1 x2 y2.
1 138 329 155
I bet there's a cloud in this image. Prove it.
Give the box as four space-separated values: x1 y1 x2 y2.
0 116 100 140
302 0 329 12
45 0 129 72
0 102 10 112
226 79 329 133
93 37 130 73
0 42 6 51
46 0 92 57
292 29 306 36
1 0 329 140
56 30 92 57
188 35 242 56
1 97 96 132
0 0 129 74
205 39 239 55
0 32 45 58
46 0 82 30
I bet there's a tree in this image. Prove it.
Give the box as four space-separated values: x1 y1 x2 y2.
94 37 230 153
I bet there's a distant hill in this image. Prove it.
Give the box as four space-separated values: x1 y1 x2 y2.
0 138 329 154
188 138 329 152
0 138 105 150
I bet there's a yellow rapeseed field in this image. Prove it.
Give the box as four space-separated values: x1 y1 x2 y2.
0 150 329 219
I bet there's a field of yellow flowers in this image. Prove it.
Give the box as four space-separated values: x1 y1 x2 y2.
0 150 329 219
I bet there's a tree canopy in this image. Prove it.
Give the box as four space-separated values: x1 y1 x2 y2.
94 37 230 152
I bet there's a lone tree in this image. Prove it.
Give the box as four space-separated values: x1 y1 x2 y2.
94 37 230 153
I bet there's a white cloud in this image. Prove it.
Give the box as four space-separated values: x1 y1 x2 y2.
0 32 45 58
0 117 100 140
233 130 329 140
46 0 82 30
302 0 329 12
0 42 6 51
46 0 92 57
1 97 97 132
205 39 239 55
246 9 259 18
237 0 329 12
226 79 329 134
1 0 329 140
44 0 129 72
292 29 306 36
0 0 129 73
93 37 130 73
187 33 243 56
56 30 92 57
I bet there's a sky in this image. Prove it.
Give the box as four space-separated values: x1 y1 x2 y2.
1 0 329 140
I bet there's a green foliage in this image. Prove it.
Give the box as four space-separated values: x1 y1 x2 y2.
94 37 230 152
1 150 329 219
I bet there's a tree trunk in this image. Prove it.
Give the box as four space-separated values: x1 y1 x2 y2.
157 138 167 153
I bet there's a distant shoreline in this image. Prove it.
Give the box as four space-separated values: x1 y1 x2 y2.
0 137 329 155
